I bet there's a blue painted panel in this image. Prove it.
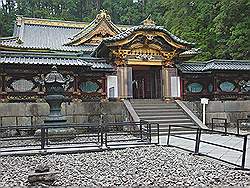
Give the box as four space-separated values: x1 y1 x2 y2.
187 83 203 93
219 81 235 92
80 81 99 93
208 83 213 93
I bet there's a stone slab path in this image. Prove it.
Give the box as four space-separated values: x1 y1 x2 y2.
152 133 250 169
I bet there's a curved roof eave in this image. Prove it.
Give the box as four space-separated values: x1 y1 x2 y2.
103 25 195 47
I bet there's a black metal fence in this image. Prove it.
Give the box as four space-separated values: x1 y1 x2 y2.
0 121 159 155
237 119 248 135
210 117 249 135
211 118 228 134
167 125 248 170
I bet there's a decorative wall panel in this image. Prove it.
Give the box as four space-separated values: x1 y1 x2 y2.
79 81 99 93
219 81 235 92
187 83 203 93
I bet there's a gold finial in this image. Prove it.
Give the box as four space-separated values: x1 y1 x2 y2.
143 15 155 26
16 15 23 26
96 10 111 22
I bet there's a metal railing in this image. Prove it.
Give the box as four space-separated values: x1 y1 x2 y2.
0 120 159 155
237 119 248 135
167 125 248 170
211 118 228 134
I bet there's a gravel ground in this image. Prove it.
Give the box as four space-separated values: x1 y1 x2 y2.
0 146 249 187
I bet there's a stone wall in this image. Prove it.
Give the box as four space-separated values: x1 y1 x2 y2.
183 100 250 126
0 102 128 127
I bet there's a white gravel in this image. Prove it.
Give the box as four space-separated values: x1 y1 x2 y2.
0 146 249 187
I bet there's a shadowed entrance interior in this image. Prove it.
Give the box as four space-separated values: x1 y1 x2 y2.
132 66 162 99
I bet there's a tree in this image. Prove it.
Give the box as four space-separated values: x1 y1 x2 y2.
0 0 249 60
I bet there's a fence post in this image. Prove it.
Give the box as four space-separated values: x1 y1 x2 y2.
241 135 248 169
194 128 201 154
16 117 18 127
140 121 143 140
100 124 104 147
224 120 228 135
237 120 240 135
149 123 152 143
157 123 160 145
146 122 149 141
41 126 45 150
167 125 171 146
105 131 108 148
31 116 34 127
97 124 100 144
211 118 214 131
45 126 49 146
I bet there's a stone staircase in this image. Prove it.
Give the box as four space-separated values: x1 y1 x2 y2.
130 99 198 135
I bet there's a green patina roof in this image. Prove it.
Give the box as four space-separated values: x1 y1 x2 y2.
103 25 195 46
0 51 114 71
177 59 250 73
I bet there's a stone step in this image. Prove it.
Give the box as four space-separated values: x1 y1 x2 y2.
140 115 188 120
135 108 183 113
146 120 193 125
130 99 166 104
131 99 198 135
151 122 195 127
150 126 195 132
137 111 185 116
134 106 179 110
132 103 178 107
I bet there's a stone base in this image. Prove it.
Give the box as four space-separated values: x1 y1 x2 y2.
35 127 77 141
28 171 58 185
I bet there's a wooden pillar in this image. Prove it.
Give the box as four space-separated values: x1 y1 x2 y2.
0 73 7 101
102 75 107 98
72 74 80 100
180 77 184 100
117 65 132 99
162 66 170 98
1 74 6 92
73 74 79 93
162 66 178 99
117 66 126 98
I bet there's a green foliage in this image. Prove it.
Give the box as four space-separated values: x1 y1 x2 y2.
0 0 249 60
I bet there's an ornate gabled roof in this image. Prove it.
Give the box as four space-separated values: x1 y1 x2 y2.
177 59 250 73
102 23 195 47
0 12 129 53
92 17 195 58
0 17 94 52
0 51 114 71
66 10 121 46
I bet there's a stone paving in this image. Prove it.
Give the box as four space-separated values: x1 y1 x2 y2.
152 133 250 169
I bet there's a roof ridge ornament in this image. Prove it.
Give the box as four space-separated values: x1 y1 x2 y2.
142 15 155 26
96 10 111 22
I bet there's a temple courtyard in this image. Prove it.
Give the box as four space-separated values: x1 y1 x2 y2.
1 133 250 187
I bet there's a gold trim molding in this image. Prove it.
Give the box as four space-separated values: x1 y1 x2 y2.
16 16 87 28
